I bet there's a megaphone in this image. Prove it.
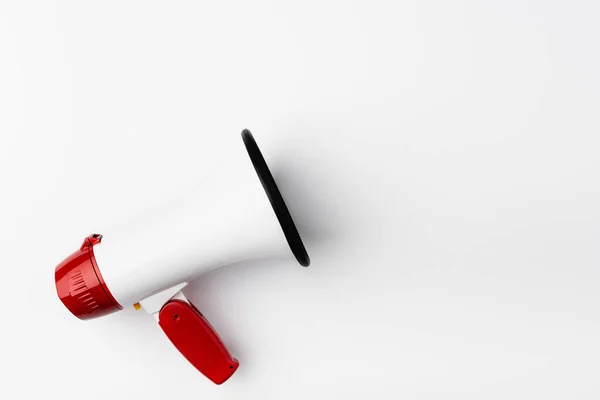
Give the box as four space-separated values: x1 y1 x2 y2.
54 130 310 384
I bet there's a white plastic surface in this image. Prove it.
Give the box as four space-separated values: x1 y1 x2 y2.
139 282 188 315
93 138 292 307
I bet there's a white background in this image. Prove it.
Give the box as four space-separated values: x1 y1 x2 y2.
1 1 599 399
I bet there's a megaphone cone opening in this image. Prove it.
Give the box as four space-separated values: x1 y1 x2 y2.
241 129 310 267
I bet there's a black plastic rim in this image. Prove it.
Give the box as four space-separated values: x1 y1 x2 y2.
241 129 310 267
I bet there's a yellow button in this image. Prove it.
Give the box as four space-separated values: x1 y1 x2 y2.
133 302 141 310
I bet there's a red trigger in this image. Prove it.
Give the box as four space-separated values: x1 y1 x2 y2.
158 300 239 384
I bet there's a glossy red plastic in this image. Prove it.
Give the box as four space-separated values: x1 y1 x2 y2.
158 300 239 384
55 234 122 320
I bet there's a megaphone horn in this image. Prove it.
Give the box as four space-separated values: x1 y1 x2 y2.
54 129 310 384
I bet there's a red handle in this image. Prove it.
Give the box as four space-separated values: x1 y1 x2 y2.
158 300 239 384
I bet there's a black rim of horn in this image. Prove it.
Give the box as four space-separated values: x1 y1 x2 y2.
241 129 310 267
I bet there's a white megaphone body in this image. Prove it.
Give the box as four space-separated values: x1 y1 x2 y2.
54 130 310 384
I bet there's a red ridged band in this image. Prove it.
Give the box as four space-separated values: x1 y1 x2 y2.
55 234 122 320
